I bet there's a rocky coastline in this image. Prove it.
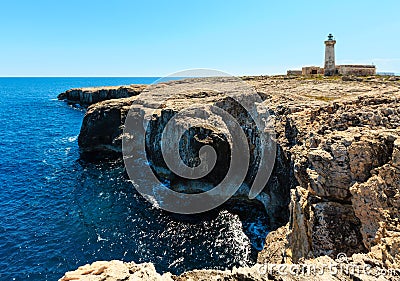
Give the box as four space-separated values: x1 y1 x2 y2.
59 75 400 280
58 84 146 107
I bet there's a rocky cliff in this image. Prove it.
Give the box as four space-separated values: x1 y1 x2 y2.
58 85 146 106
60 254 400 280
60 75 400 280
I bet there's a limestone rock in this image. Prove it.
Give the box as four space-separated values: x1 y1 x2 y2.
58 85 146 106
59 260 173 281
257 226 288 264
77 77 293 227
77 97 135 159
350 150 400 268
59 258 400 281
64 75 400 280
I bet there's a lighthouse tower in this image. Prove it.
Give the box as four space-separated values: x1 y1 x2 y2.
324 34 336 76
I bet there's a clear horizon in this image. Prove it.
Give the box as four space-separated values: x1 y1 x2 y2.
1 0 399 76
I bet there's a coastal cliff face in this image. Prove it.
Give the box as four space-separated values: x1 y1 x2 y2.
61 76 400 280
57 85 146 106
77 78 292 227
257 78 400 269
59 255 398 280
250 76 400 272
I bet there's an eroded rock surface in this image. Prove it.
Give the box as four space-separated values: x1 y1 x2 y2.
255 79 400 268
61 75 400 280
58 85 146 106
77 77 292 227
60 258 399 281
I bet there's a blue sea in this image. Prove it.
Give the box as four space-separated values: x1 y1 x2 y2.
0 78 269 281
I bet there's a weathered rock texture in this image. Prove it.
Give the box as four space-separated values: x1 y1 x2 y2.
59 260 270 281
61 75 400 280
60 257 399 281
57 85 146 106
76 77 292 227
252 77 400 269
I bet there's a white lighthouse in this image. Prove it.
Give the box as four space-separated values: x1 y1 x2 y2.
324 33 336 76
287 34 376 77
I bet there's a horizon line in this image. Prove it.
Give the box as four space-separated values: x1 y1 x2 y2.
0 71 284 78
0 72 399 78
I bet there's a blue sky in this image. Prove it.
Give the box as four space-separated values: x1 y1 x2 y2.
0 0 399 76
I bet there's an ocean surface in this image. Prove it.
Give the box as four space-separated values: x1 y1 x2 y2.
0 78 269 281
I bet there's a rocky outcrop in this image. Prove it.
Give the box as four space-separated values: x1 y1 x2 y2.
351 139 400 269
249 77 400 279
60 257 400 280
57 85 146 106
64 75 400 280
77 97 134 159
59 260 269 281
76 77 293 227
